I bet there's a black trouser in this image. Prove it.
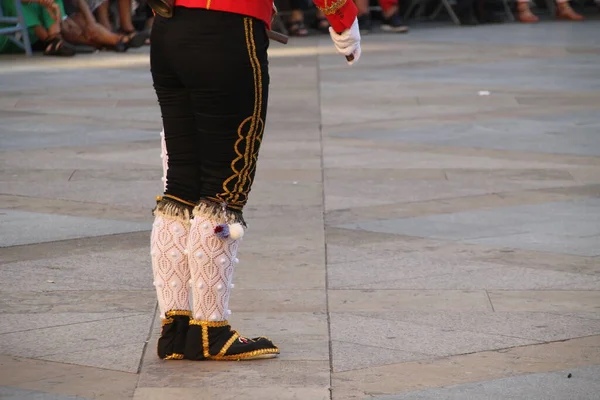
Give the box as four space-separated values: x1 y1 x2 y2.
150 7 270 212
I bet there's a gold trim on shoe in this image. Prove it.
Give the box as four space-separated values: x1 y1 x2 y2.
189 319 231 358
164 353 184 360
202 324 210 359
162 310 192 326
189 319 230 328
166 310 192 318
218 332 241 357
211 347 280 361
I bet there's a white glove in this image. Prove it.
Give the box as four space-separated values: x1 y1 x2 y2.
328 17 361 66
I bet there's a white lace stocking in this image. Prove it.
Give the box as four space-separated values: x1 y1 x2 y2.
151 214 191 317
188 213 239 321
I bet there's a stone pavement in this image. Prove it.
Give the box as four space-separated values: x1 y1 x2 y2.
1 19 600 400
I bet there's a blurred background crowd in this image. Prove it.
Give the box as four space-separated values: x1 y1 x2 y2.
1 0 599 56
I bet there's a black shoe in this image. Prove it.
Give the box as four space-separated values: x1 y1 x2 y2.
157 310 191 360
184 319 279 361
357 14 372 35
380 13 409 33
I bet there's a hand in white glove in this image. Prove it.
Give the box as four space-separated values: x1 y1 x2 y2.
328 17 361 66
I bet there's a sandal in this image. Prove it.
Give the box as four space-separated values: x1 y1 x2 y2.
43 37 76 57
111 31 149 52
287 20 309 37
118 29 150 48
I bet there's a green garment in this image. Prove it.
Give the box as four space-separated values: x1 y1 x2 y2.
0 0 66 53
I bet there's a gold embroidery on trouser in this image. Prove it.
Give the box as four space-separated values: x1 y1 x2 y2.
217 17 265 209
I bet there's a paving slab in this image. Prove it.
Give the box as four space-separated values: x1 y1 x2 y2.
372 364 600 400
0 314 153 372
0 355 138 399
133 387 330 400
0 250 153 292
338 199 600 256
328 111 600 156
332 336 600 399
0 116 156 151
347 311 600 343
0 387 89 400
330 313 538 359
0 210 150 247
488 290 600 312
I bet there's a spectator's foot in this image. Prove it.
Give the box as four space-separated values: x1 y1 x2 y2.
112 32 150 52
357 14 372 35
288 20 309 37
517 3 539 23
380 13 409 33
556 3 584 20
43 38 76 57
119 29 150 48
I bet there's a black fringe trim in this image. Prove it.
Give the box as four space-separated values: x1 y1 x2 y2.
193 199 246 227
153 197 194 222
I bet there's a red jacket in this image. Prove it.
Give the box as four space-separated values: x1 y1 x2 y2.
174 0 358 33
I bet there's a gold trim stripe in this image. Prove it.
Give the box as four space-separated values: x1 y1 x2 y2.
211 347 280 361
166 310 192 318
233 18 262 204
202 324 210 359
189 319 230 328
218 332 240 357
164 353 184 360
162 195 196 208
218 17 264 208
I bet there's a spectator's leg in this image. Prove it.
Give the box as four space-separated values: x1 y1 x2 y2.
96 1 112 31
69 13 122 47
354 0 372 34
117 0 137 33
33 25 51 42
354 0 369 15
39 0 67 37
38 1 76 56
556 0 583 20
379 0 408 33
517 0 539 22
70 0 122 47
